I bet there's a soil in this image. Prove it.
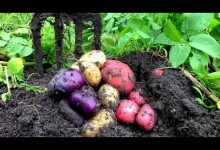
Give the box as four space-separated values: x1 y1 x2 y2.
1 51 220 137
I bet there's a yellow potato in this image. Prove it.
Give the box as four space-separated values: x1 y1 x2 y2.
81 109 116 137
98 84 120 110
70 62 80 70
78 61 101 87
79 50 106 69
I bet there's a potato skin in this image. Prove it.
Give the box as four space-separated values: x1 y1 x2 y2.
128 88 146 106
115 100 139 124
59 99 84 127
98 84 119 110
136 104 156 131
48 68 67 96
69 90 100 118
70 62 80 70
101 60 135 95
79 50 106 69
48 68 85 96
81 85 97 97
79 61 101 87
152 69 164 77
81 109 116 137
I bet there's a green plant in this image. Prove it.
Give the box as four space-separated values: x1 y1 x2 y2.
154 13 220 110
101 13 171 58
0 13 39 102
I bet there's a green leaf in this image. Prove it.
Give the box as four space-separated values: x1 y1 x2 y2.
208 19 220 29
181 13 214 34
209 25 220 43
119 27 132 38
102 34 115 46
0 64 4 78
7 43 24 56
1 92 11 102
117 32 135 50
213 58 220 71
10 37 28 45
192 50 209 67
205 71 220 80
19 46 34 57
154 33 177 45
104 13 115 21
207 80 220 90
136 30 150 39
189 34 220 58
0 31 10 41
196 97 216 109
169 43 191 68
189 54 208 75
163 19 182 43
14 28 30 35
105 18 115 32
0 40 7 47
7 58 24 74
193 86 204 99
127 16 142 30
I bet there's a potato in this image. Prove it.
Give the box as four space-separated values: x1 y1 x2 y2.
98 84 119 110
128 88 146 106
136 104 156 131
115 99 139 124
81 85 97 97
70 62 80 70
59 99 84 127
81 109 116 137
79 50 106 69
69 90 100 118
152 69 164 77
48 68 85 96
101 60 136 94
78 61 101 87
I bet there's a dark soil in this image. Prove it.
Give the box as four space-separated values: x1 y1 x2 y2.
1 51 220 137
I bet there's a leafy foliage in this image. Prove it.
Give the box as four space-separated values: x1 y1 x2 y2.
0 13 220 111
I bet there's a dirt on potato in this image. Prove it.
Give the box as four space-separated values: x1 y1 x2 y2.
1 51 220 137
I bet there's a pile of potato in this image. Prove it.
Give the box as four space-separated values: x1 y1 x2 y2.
48 50 156 137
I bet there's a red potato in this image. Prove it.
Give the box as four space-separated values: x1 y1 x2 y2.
101 60 135 95
102 59 118 68
152 69 164 77
128 88 146 106
115 100 139 124
136 104 156 131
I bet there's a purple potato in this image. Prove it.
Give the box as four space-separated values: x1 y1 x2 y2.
81 85 98 97
59 99 84 126
69 90 100 118
48 68 67 96
48 68 85 96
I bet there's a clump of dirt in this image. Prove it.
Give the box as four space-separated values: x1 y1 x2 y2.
1 51 220 137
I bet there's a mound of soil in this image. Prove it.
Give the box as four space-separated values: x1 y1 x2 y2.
1 51 220 137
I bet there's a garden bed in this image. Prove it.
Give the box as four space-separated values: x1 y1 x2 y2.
0 51 220 137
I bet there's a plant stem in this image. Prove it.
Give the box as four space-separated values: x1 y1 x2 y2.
182 69 220 103
156 66 174 70
0 61 35 66
4 66 11 94
0 61 7 65
24 62 35 66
